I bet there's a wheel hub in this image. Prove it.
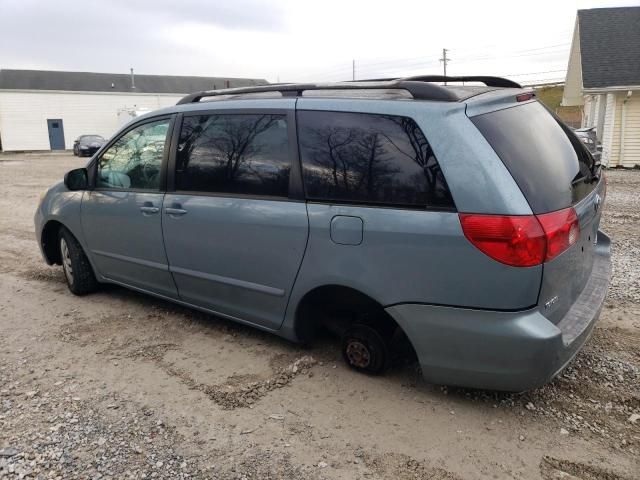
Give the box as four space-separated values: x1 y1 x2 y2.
60 238 74 284
345 340 371 368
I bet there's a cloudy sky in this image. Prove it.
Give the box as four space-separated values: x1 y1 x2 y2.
0 0 636 85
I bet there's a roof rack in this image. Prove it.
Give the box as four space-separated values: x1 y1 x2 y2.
176 75 522 105
398 75 521 88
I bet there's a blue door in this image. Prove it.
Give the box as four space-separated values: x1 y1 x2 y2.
47 119 65 150
162 109 309 330
82 117 179 298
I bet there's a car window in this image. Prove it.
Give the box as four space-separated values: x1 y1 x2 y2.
97 119 169 190
471 102 597 214
176 114 290 197
81 135 104 143
297 111 454 209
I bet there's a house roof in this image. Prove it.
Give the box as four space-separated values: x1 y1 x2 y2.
578 7 640 88
0 69 267 94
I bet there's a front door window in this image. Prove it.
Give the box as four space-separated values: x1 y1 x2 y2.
97 119 170 190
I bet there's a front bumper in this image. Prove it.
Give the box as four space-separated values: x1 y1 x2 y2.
79 147 100 156
386 231 612 392
34 203 50 263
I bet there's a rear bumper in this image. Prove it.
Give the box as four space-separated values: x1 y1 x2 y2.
386 231 612 392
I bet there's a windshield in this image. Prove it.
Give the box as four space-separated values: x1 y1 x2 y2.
471 102 597 214
80 135 104 144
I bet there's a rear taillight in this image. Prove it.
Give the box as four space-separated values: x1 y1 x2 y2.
536 208 579 261
516 92 535 102
459 214 546 267
459 207 580 267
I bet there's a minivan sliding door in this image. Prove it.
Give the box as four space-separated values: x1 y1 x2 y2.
162 108 308 330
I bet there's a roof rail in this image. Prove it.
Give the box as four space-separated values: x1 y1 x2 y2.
350 75 522 88
176 75 522 105
401 75 522 88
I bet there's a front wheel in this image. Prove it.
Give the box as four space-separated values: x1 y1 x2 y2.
58 228 98 295
341 324 390 375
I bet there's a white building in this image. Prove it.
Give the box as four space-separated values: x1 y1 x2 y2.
0 69 266 151
562 6 640 168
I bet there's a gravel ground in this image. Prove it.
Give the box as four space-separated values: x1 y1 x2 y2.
0 153 638 479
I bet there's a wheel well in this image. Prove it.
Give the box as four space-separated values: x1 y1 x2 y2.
295 285 402 343
41 220 64 265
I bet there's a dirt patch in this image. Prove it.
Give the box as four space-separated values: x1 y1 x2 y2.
160 355 317 409
19 264 66 283
361 451 462 480
540 456 635 480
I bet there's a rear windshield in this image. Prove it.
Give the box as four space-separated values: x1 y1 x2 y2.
471 102 597 214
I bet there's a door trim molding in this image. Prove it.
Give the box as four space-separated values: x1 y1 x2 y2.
100 276 280 333
170 266 285 297
92 249 169 271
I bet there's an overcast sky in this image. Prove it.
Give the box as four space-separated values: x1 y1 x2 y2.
0 0 636 85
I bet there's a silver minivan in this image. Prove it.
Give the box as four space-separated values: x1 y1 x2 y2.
35 76 611 391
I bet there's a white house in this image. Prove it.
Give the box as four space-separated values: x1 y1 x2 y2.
562 6 640 167
0 69 266 151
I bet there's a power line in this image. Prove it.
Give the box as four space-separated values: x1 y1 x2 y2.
456 46 570 63
454 41 570 58
296 42 570 80
439 48 450 80
288 41 573 83
501 69 566 77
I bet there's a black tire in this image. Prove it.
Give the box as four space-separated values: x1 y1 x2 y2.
58 227 98 295
341 324 390 375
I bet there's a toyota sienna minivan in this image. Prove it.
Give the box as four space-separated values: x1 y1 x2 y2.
35 76 611 391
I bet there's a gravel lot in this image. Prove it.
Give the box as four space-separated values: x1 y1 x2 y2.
0 153 638 479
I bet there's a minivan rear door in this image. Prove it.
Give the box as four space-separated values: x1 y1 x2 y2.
470 100 604 323
162 107 309 330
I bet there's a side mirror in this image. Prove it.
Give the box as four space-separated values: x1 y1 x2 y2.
64 168 88 191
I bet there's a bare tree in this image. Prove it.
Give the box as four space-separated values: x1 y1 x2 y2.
304 126 398 199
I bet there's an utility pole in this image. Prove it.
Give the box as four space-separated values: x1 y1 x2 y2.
439 48 450 84
352 59 355 81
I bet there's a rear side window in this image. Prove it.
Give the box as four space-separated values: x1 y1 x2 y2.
297 111 454 209
471 102 597 214
176 114 290 197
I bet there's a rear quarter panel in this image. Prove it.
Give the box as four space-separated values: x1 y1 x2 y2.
281 98 542 338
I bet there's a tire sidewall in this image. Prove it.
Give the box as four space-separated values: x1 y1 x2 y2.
58 228 96 295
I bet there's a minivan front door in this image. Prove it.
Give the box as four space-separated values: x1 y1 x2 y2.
82 117 178 298
162 110 308 330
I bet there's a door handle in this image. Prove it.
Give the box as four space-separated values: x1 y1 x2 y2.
140 206 159 214
164 207 187 216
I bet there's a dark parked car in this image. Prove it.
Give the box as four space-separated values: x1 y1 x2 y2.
35 76 610 392
73 135 105 157
574 127 602 163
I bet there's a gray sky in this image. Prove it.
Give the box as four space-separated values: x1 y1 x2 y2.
0 0 636 84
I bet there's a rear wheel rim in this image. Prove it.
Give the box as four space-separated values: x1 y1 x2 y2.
345 340 371 368
60 238 74 285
